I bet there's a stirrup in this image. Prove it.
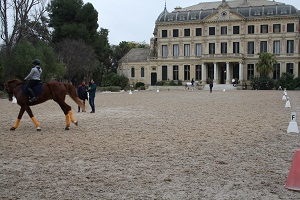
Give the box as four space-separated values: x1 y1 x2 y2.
29 97 37 102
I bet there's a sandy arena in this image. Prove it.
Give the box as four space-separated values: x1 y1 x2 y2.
0 89 300 199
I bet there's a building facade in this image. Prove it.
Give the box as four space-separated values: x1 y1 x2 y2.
118 0 300 87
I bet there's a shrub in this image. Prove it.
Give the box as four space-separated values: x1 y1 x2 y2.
156 80 182 86
294 77 300 90
275 73 296 90
156 81 166 86
119 75 129 89
251 76 275 90
169 80 183 86
135 82 145 89
99 86 121 92
169 80 177 86
102 73 129 89
123 86 130 91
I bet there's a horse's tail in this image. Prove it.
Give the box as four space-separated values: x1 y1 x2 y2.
64 83 85 112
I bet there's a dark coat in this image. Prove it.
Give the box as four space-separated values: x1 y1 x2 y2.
209 80 213 88
88 83 97 98
78 84 88 100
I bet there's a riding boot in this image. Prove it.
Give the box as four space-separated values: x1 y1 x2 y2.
27 88 37 102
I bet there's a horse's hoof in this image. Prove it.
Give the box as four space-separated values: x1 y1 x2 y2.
74 121 78 126
65 126 70 130
37 127 41 131
10 127 16 131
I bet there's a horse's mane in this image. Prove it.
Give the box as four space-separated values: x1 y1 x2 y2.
6 79 23 86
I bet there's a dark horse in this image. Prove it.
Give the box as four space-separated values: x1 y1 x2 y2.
5 79 85 131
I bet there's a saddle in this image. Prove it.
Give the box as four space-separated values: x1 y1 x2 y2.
22 82 43 97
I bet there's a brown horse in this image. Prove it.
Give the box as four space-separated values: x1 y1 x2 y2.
4 79 85 131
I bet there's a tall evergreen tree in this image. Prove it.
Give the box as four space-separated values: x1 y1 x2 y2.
79 3 98 44
48 0 98 45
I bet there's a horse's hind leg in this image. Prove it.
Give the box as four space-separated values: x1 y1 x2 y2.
56 101 77 130
65 114 71 130
68 110 78 126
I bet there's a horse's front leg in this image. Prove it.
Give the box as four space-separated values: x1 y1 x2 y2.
10 107 26 130
25 106 41 131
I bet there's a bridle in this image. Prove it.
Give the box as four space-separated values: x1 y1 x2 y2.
4 82 13 101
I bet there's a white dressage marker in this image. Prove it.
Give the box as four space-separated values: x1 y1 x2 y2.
282 95 287 101
129 90 132 94
285 97 291 108
284 88 287 96
287 112 299 134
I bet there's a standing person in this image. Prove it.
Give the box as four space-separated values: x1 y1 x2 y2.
232 78 236 87
77 80 88 112
209 79 213 93
24 59 42 102
191 78 195 86
87 79 97 113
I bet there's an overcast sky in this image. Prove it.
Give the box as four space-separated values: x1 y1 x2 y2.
84 0 300 45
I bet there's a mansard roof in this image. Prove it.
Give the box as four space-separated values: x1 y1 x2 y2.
119 48 150 63
156 0 299 23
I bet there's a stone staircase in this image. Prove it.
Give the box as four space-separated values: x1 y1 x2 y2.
202 84 237 91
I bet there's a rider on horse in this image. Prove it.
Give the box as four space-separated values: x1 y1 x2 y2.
24 59 42 102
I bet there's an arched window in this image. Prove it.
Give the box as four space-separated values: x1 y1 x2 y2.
141 67 145 77
131 67 135 77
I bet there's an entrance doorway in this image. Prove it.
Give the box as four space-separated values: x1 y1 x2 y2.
207 64 214 81
151 73 157 86
220 64 226 84
233 63 239 79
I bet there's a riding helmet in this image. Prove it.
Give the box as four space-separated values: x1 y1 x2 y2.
32 59 41 65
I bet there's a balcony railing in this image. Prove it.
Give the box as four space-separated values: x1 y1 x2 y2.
148 53 299 60
201 53 243 58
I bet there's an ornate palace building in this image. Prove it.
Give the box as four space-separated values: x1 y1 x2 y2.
118 0 300 87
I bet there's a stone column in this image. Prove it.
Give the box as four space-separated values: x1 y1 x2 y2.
214 63 218 83
294 62 299 78
239 62 244 81
190 64 195 80
201 63 207 83
226 62 230 84
168 65 172 81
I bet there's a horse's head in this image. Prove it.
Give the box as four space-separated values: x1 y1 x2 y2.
4 82 13 101
4 79 23 101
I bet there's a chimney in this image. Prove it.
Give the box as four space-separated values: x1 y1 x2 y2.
174 6 182 11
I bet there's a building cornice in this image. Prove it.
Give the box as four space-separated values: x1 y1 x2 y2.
156 15 300 27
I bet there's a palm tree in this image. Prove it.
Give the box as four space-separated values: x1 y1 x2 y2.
256 52 277 77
